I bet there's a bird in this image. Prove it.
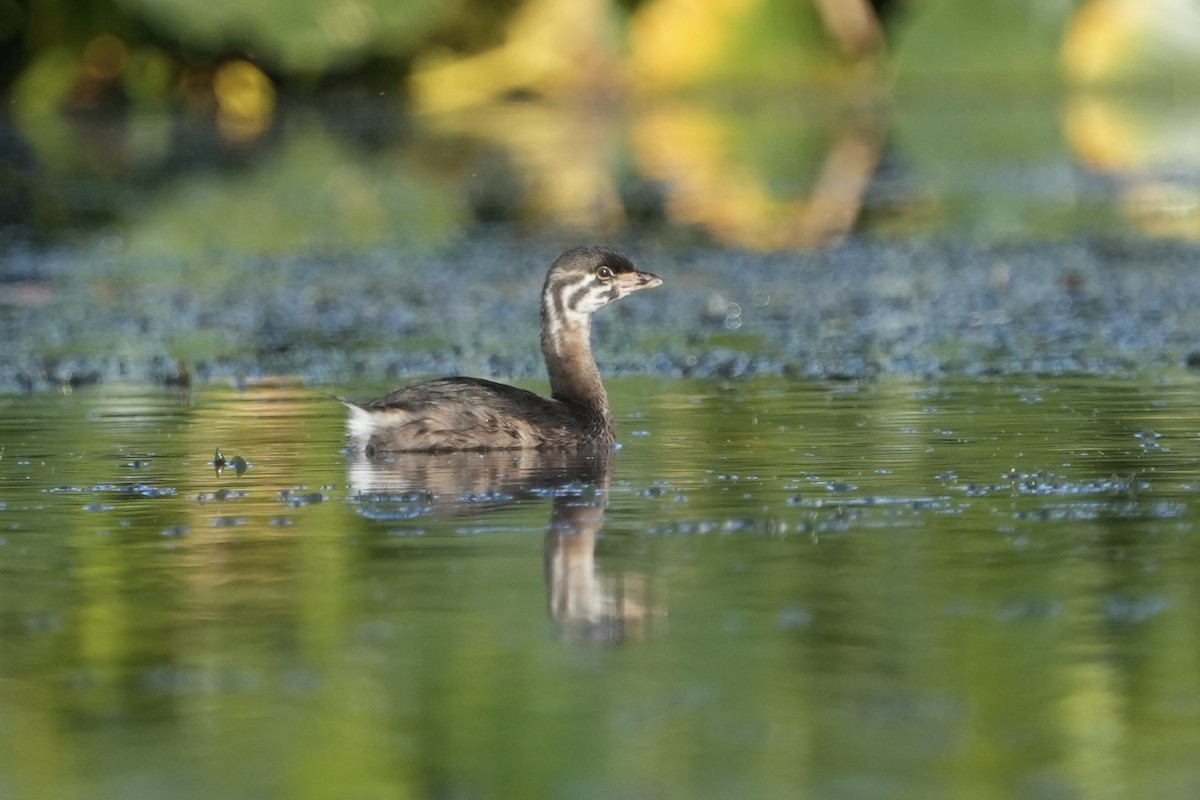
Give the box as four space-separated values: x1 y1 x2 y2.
343 246 662 455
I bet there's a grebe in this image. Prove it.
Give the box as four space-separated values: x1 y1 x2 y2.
343 246 661 454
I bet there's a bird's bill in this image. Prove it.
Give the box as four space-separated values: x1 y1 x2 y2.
617 270 663 295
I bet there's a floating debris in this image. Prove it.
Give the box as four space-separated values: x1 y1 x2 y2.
121 483 176 498
213 448 250 477
992 469 1148 498
47 483 176 498
1102 593 1168 624
278 489 327 508
196 488 250 503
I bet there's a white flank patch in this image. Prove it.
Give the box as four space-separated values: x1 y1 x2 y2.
343 403 401 445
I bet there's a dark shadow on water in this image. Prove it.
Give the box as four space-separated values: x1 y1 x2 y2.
346 447 658 643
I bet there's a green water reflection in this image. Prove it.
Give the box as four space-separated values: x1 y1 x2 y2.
8 88 1200 253
1 377 1199 798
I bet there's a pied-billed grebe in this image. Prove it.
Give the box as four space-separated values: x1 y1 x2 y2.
343 246 662 454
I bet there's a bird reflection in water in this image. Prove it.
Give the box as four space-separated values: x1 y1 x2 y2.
347 447 660 643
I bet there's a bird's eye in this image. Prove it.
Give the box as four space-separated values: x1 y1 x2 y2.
596 266 615 281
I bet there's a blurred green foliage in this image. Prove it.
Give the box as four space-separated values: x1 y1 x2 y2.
892 0 1072 83
120 121 462 255
2 0 1200 252
119 0 449 73
6 0 461 73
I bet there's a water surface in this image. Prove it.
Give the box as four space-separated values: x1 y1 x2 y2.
1 377 1198 799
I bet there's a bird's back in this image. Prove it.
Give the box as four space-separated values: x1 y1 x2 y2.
344 377 603 454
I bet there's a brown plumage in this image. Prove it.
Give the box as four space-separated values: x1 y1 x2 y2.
343 246 662 454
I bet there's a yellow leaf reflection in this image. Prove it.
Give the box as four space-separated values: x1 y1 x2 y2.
631 101 885 249
628 0 760 90
411 0 620 114
418 101 625 232
1062 0 1200 86
1063 94 1200 240
213 60 275 143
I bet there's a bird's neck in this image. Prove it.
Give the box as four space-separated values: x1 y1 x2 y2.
540 310 612 438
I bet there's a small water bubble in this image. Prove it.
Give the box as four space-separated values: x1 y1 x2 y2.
777 606 813 631
161 525 189 538
1102 593 1167 624
83 503 113 512
994 597 1061 622
22 611 61 634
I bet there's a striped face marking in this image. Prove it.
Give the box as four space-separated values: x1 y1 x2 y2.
566 272 617 314
541 248 662 355
544 273 609 346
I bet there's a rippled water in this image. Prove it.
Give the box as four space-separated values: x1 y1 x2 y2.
2 376 1199 799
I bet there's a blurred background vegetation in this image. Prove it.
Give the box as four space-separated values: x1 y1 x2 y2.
1 0 1199 256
